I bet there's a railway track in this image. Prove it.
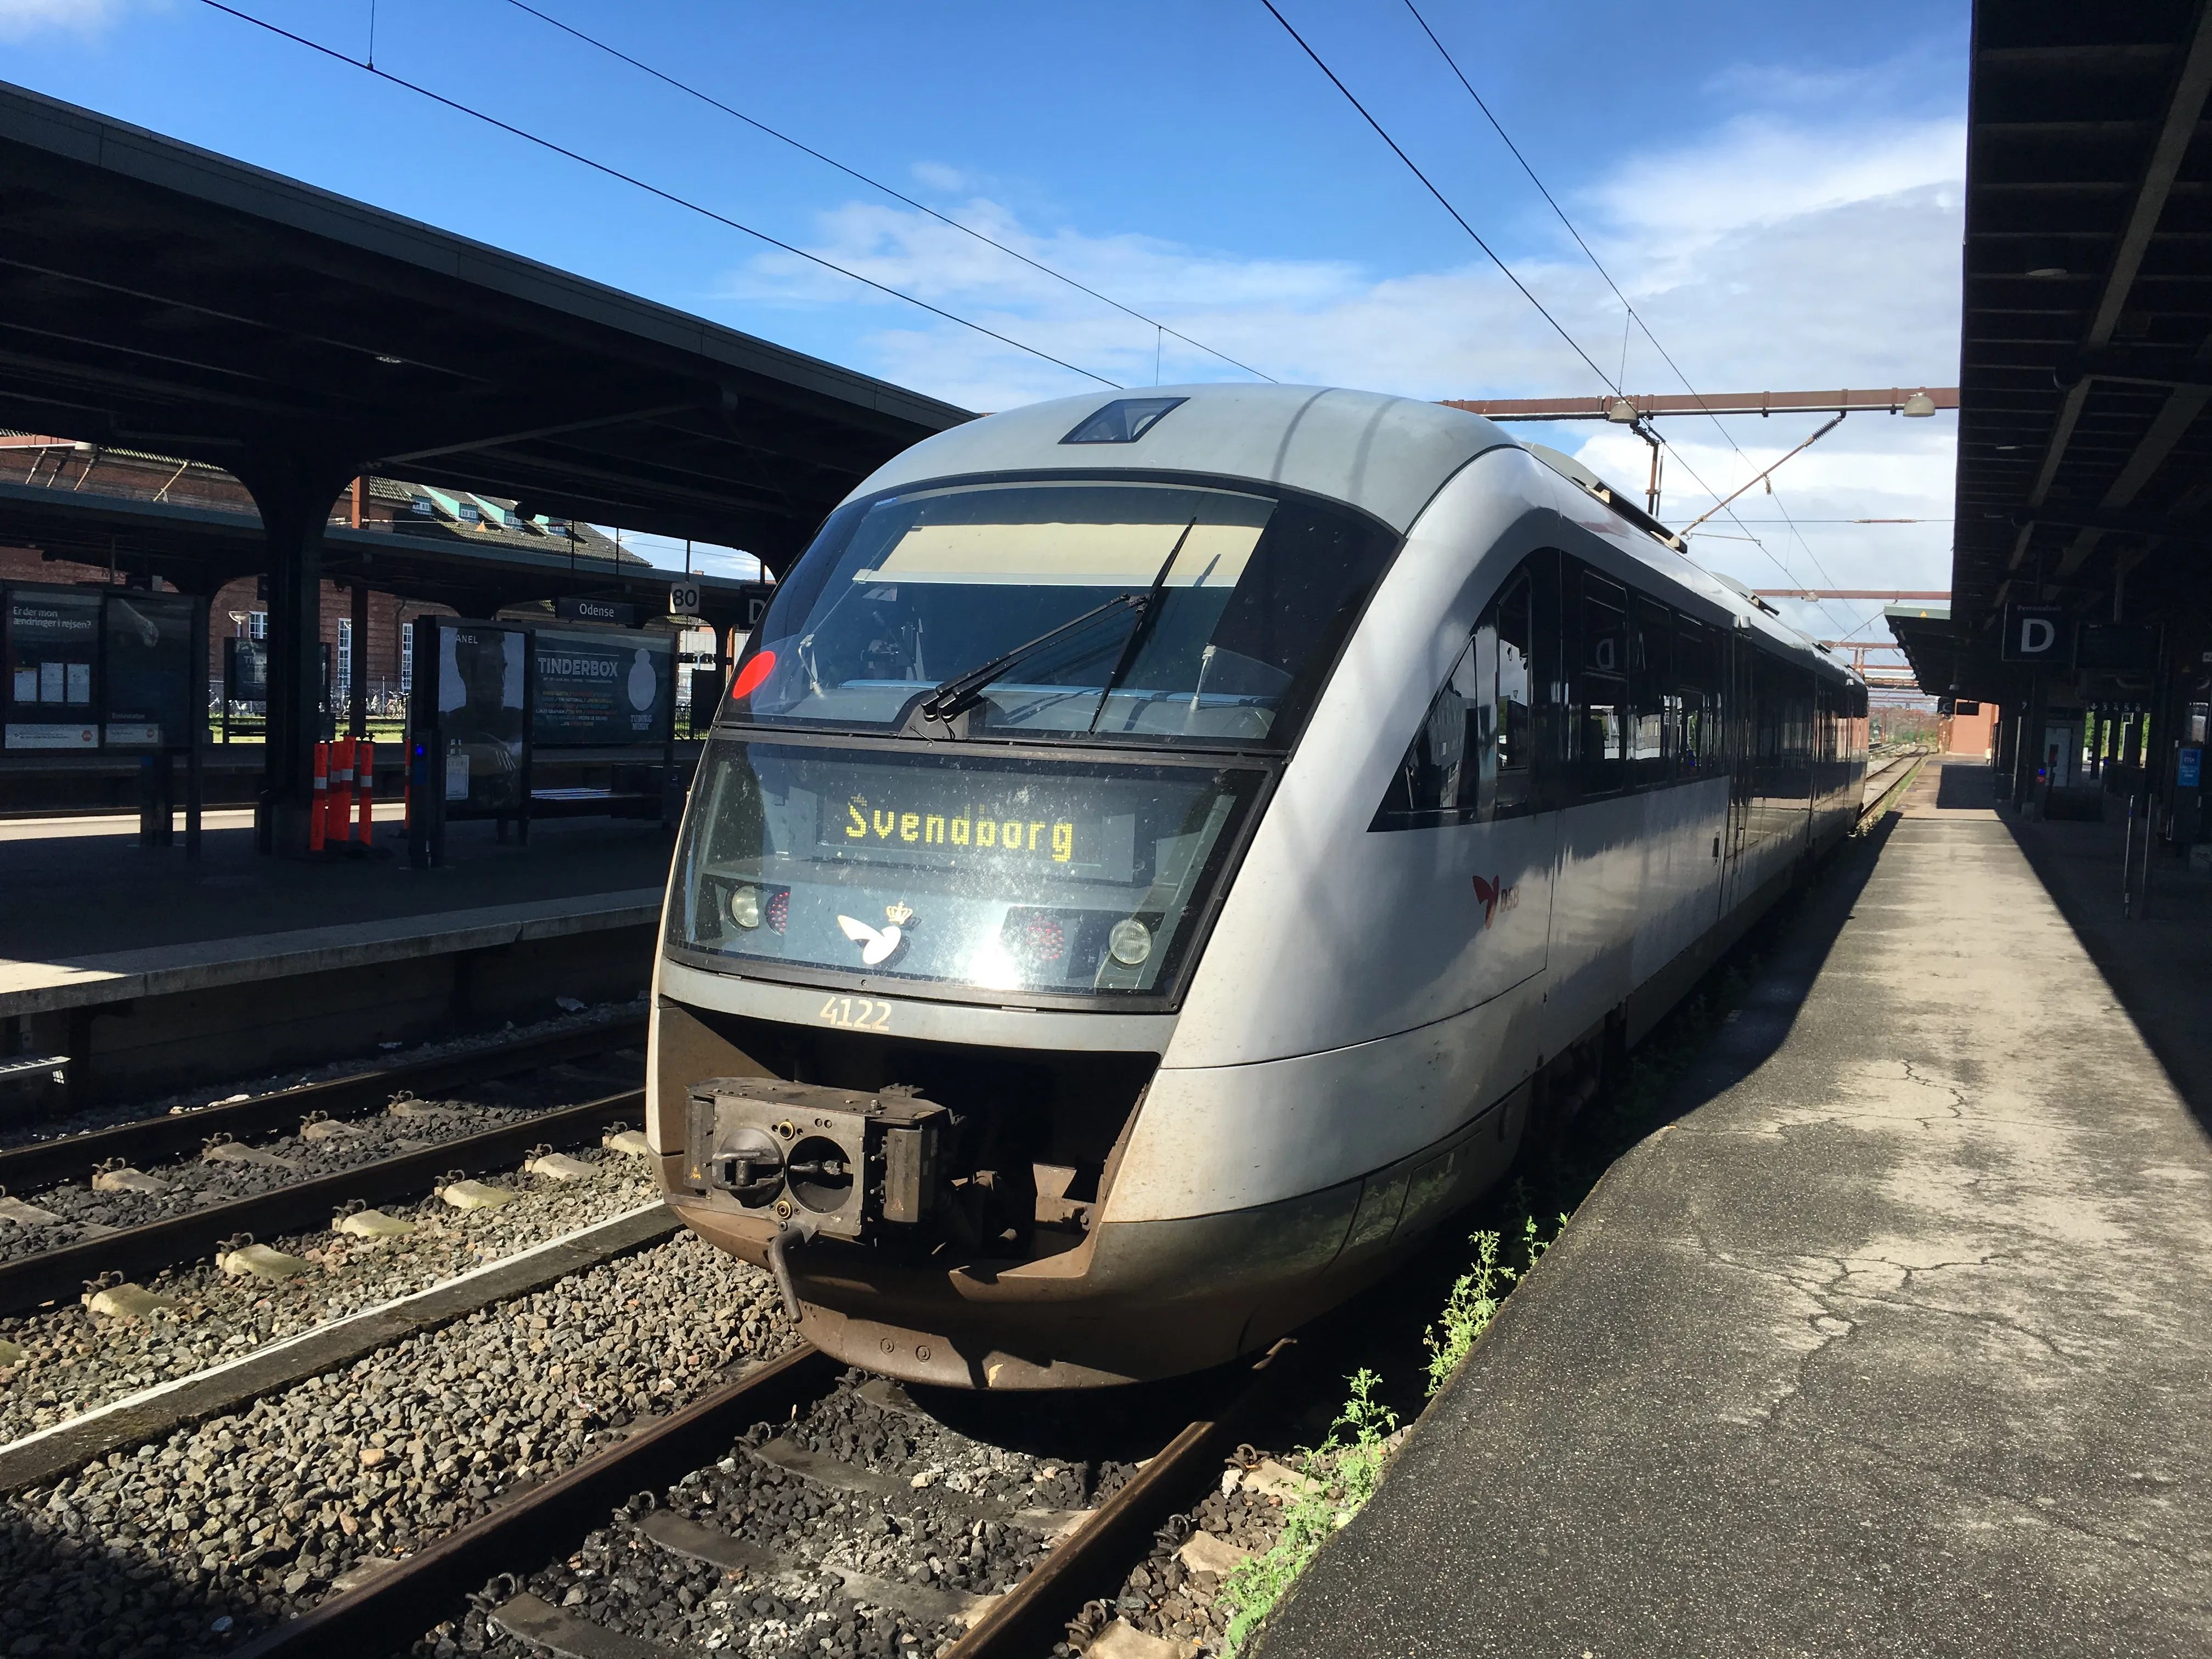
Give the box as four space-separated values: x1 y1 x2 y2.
0 1013 647 1192
219 1340 1291 1659
1855 747 1931 831
0 1017 649 1318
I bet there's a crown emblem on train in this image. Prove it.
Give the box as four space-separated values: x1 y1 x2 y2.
1472 875 1519 929
884 901 915 927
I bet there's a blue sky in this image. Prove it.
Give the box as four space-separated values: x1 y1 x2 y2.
3 0 1970 646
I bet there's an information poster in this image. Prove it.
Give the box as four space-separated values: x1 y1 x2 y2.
438 622 527 814
103 591 196 747
532 625 672 746
4 586 100 750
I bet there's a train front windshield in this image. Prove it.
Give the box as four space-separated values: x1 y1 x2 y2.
670 476 1395 1002
724 478 1395 746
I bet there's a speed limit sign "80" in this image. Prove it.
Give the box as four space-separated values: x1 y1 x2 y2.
667 581 703 617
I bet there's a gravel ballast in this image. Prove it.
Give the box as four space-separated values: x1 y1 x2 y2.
0 1152 663 1444
0 1231 793 1657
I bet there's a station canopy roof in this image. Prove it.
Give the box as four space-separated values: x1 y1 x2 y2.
0 80 973 571
1884 601 1957 699
1952 2 2212 699
0 441 764 622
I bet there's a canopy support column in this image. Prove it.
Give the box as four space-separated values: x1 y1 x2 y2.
235 450 352 856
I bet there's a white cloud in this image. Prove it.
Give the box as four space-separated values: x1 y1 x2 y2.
909 160 980 195
0 0 130 40
714 95 1965 602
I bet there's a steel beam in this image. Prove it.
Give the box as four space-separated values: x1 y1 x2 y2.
1443 388 1957 421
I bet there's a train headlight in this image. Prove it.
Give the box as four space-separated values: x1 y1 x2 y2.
1108 917 1152 966
730 885 763 929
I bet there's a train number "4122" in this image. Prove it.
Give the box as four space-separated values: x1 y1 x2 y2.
818 996 891 1030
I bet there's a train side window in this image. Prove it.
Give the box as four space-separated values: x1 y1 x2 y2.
1629 595 1672 785
1676 619 1711 777
1577 573 1627 794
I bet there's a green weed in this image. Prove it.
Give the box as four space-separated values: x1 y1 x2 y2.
1420 1209 1558 1397
1217 1368 1399 1656
1217 1209 1563 1655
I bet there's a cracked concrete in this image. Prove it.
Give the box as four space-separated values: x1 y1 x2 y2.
1257 761 2212 1659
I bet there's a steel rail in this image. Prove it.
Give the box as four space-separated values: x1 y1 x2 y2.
1857 751 1931 832
0 1087 645 1315
945 1343 1290 1659
0 1012 647 1193
229 1343 842 1659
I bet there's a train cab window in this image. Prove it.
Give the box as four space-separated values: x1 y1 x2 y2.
1577 574 1627 795
1372 567 1535 828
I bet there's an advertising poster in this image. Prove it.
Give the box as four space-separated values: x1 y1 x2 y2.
532 626 672 747
103 592 196 747
437 623 527 814
4 586 100 750
225 637 268 706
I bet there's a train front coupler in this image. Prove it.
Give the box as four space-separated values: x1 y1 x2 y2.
685 1078 951 1311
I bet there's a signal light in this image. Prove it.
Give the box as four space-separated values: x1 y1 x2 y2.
731 649 776 700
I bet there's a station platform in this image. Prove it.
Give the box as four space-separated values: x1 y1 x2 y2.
1259 759 2212 1658
1 810 675 1106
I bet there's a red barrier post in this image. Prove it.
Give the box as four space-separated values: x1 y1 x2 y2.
329 738 354 848
310 741 329 853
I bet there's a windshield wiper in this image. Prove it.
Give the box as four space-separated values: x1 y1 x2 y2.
1089 518 1197 730
917 592 1147 725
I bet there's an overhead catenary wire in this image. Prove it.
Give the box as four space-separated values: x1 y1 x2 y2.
502 0 1277 385
1257 0 1621 394
1261 1 1842 618
1400 0 1854 622
202 0 1125 392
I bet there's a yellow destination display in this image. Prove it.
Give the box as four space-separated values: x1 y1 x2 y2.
836 794 1077 863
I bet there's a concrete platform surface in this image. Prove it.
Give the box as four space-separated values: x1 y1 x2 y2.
0 810 678 1011
1257 760 2212 1658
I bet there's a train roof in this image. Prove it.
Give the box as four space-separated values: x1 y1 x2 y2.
844 383 1513 534
845 382 1864 692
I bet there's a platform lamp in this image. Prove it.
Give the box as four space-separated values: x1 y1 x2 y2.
1901 391 1938 417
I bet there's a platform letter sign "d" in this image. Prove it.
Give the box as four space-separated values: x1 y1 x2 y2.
2001 603 2071 664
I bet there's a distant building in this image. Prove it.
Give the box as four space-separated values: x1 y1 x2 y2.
0 435 650 702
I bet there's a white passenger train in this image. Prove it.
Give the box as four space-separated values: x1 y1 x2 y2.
650 385 1867 1388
